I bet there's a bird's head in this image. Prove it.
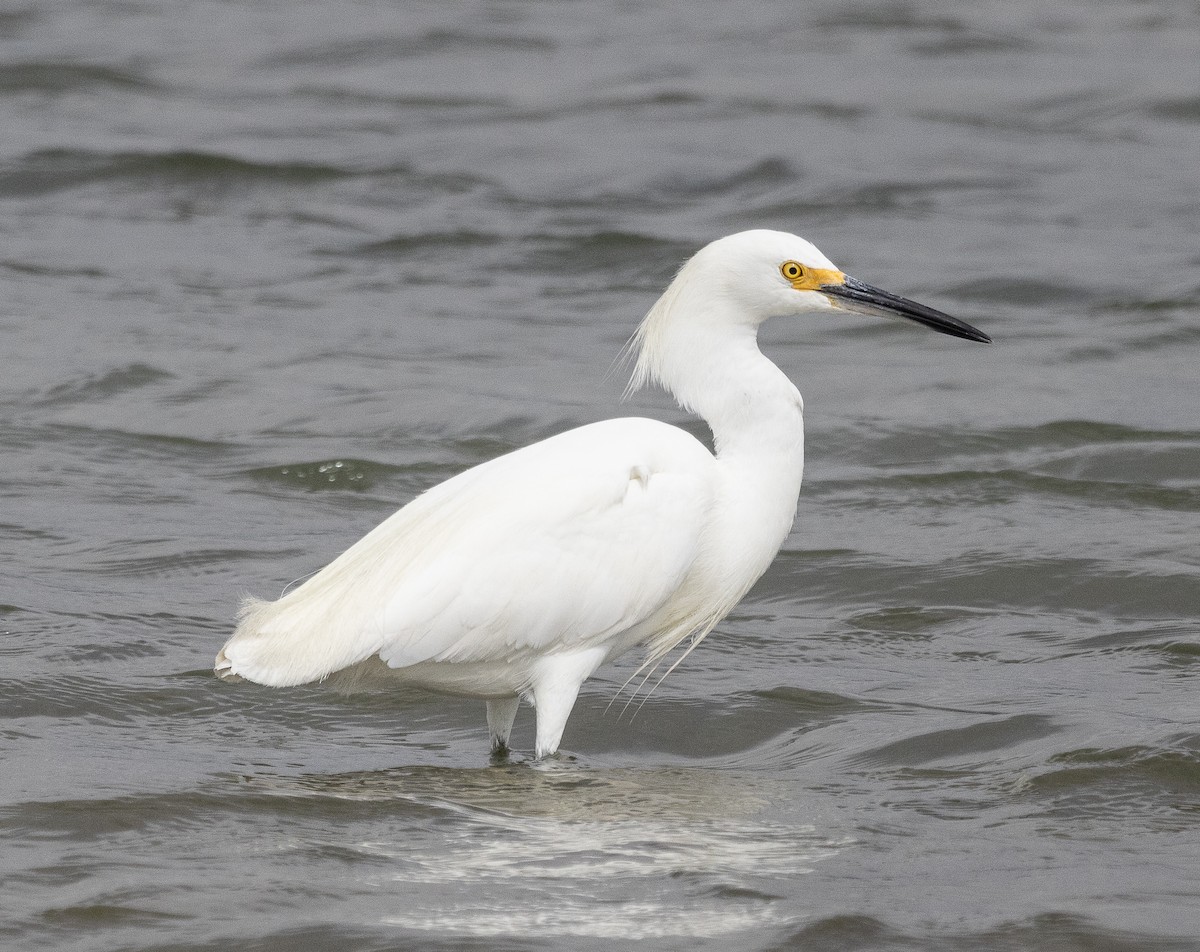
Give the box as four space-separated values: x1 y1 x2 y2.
627 229 989 401
691 229 991 343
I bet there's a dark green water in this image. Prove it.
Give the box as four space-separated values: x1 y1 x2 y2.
2 2 1198 950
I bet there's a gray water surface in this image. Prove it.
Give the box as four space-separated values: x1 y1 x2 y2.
2 2 1199 950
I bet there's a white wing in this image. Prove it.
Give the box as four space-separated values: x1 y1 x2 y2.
217 418 715 686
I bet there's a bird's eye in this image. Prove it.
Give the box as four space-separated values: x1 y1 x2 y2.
781 261 805 281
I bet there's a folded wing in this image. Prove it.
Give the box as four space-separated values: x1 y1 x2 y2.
216 418 715 686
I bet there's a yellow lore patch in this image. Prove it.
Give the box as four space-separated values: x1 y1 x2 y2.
780 260 845 291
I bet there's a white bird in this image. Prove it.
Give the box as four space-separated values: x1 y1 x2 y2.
215 229 989 759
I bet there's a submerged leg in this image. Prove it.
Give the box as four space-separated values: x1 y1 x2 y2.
530 648 607 759
486 696 520 753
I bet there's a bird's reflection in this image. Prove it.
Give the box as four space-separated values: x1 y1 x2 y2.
239 762 845 939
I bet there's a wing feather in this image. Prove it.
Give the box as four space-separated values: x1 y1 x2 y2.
216 419 714 686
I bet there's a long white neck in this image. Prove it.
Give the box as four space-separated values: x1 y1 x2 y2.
630 266 805 462
629 271 806 576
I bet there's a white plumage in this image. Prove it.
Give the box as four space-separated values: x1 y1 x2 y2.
216 229 989 758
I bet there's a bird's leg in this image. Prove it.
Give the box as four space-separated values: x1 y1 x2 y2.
530 648 607 759
531 685 578 759
486 696 520 753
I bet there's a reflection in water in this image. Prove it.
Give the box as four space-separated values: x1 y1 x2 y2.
244 764 845 939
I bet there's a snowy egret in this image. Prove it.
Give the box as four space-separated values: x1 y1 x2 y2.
216 230 989 758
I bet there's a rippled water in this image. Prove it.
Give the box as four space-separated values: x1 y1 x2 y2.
2 2 1198 950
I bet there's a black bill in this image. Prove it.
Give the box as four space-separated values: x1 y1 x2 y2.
821 275 991 344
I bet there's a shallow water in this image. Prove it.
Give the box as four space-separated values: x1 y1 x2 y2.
2 2 1199 950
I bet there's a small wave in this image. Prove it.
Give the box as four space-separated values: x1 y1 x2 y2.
0 672 215 723
815 419 1200 513
263 28 554 69
949 275 1096 307
518 230 686 280
81 547 262 580
1026 739 1200 826
34 364 173 407
1150 94 1200 123
243 458 385 492
0 149 356 198
884 468 1200 512
920 89 1146 141
351 229 505 260
0 61 159 94
0 259 108 279
849 712 1061 768
909 31 1033 57
780 912 1198 951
